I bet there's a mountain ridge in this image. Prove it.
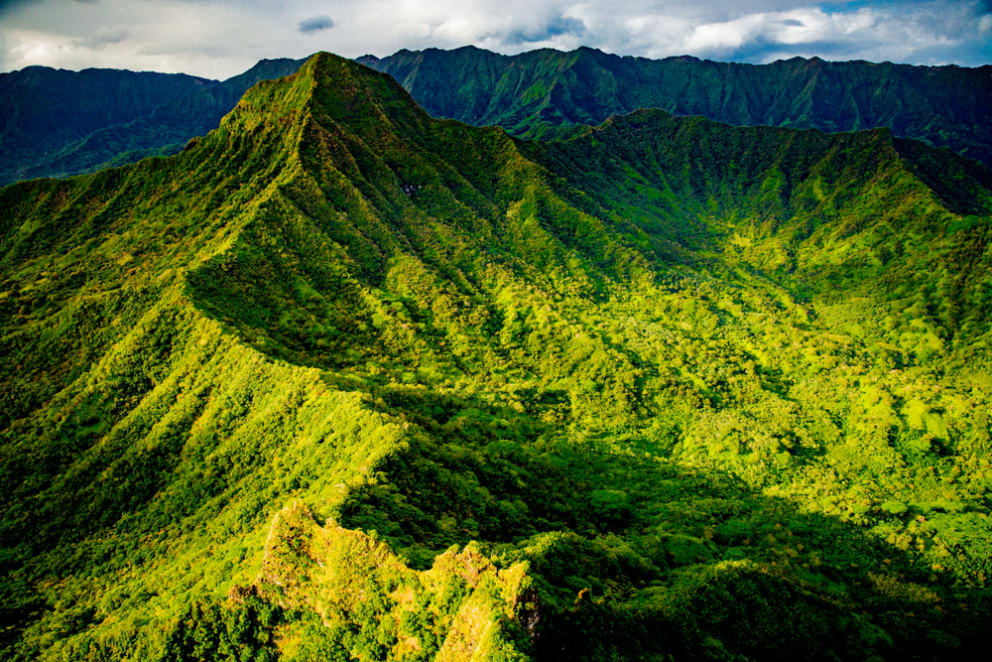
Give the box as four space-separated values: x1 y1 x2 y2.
359 45 992 167
2 51 992 661
0 57 305 185
3 46 990 186
0 65 215 183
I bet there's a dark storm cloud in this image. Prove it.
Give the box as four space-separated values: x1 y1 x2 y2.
298 14 334 34
0 0 27 13
0 0 94 17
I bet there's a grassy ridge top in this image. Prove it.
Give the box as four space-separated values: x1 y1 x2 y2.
2 52 992 660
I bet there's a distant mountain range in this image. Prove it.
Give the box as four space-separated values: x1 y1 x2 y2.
1 46 990 185
0 58 304 184
2 51 992 661
0 66 212 179
360 46 992 166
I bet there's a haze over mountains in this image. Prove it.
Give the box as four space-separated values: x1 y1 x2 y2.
1 45 990 187
2 50 992 660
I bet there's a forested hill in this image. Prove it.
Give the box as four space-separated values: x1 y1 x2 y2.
0 66 213 182
0 58 304 185
358 45 992 168
2 52 992 661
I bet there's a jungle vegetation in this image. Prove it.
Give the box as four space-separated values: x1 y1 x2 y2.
0 58 304 185
1 52 992 660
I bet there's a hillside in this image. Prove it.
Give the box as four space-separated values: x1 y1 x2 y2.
2 52 992 661
0 66 214 184
359 46 992 168
0 58 304 185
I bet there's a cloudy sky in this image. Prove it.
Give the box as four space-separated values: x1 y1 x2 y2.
0 0 989 79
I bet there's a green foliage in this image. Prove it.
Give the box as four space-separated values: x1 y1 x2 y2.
159 589 281 662
6 46 992 187
0 66 212 185
0 58 304 185
362 46 992 168
1 52 992 661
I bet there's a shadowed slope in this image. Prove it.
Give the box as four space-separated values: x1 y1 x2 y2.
1 52 992 661
0 66 215 184
0 58 305 185
525 111 992 349
360 46 992 168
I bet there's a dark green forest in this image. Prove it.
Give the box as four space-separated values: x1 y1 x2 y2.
1 52 992 660
0 58 304 185
361 45 992 168
0 66 213 178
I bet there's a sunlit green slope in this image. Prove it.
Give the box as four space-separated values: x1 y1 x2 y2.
2 52 992 661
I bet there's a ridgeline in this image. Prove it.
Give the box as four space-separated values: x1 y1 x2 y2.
1 52 992 661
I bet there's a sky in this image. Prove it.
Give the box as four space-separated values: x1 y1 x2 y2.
0 0 989 79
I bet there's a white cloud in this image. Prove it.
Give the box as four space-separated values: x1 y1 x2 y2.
0 0 988 78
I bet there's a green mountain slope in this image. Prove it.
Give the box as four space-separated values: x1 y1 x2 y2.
359 45 992 168
0 58 304 185
2 52 992 661
0 66 214 184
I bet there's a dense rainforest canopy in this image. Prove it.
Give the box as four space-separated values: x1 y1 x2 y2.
1 52 992 660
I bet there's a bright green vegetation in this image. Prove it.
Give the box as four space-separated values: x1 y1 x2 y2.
2 52 992 660
360 45 992 168
0 58 303 185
